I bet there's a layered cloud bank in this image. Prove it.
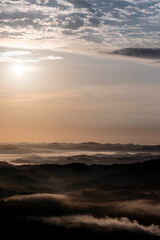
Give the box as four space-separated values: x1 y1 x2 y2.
1 193 160 238
1 142 160 166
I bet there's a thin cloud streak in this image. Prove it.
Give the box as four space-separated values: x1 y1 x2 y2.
44 214 160 237
0 49 63 62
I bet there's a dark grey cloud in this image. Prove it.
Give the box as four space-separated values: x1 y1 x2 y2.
88 17 100 27
82 33 104 43
67 0 93 9
109 48 160 60
63 17 84 30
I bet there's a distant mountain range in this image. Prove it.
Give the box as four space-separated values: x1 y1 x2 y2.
1 142 160 153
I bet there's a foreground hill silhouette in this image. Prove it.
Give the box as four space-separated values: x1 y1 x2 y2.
0 159 160 239
0 159 160 197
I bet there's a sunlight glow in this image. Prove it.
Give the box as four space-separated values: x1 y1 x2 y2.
13 64 25 75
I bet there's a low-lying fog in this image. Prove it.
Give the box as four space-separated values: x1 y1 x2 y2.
0 151 160 165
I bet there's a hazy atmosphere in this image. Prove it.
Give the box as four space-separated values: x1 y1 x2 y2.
1 0 160 143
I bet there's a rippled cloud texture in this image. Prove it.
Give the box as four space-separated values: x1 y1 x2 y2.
0 0 160 56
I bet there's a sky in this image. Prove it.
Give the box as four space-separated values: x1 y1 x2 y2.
0 0 160 144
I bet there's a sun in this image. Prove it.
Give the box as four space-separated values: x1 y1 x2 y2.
13 64 25 75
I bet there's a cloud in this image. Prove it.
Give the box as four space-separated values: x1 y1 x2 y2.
0 0 160 57
67 0 93 10
2 193 75 216
0 50 34 62
43 214 160 236
2 193 160 237
63 17 84 30
0 47 63 62
109 48 160 60
113 199 160 217
10 151 160 166
4 193 68 202
39 55 63 61
2 50 31 57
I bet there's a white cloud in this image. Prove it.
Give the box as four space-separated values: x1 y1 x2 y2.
0 49 63 62
39 55 64 61
2 51 31 57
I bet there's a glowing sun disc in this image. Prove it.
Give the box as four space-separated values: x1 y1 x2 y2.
13 64 25 75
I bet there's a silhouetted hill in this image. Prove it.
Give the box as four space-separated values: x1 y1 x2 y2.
0 159 160 239
0 159 160 197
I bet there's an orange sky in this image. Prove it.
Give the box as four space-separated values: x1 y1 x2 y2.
0 0 160 144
